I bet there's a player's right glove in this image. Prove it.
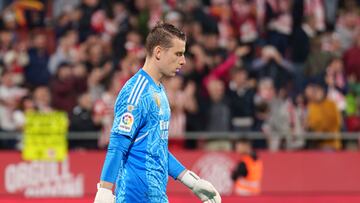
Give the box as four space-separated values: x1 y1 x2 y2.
94 183 115 203
179 170 221 203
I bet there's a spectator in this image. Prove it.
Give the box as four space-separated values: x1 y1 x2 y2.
205 79 231 132
78 0 101 41
252 45 294 89
3 41 29 85
262 87 294 151
335 8 360 52
49 30 79 74
253 78 275 132
87 66 110 102
11 95 36 150
70 92 98 131
304 0 326 32
178 0 218 34
24 33 50 87
33 86 53 113
305 83 342 150
231 138 263 196
321 32 343 57
0 30 14 59
203 78 231 151
291 15 317 64
231 0 258 45
287 94 307 150
13 95 35 129
50 62 83 114
265 0 293 55
0 71 27 131
227 67 256 131
52 0 80 19
291 15 317 93
69 92 99 149
303 36 334 84
343 32 360 81
325 57 347 112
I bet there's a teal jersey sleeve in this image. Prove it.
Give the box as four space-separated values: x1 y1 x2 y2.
168 151 186 180
100 134 131 183
111 74 149 139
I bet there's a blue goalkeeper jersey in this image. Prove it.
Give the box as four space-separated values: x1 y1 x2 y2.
102 69 184 203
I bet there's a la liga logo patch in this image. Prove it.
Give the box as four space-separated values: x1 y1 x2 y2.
118 112 134 132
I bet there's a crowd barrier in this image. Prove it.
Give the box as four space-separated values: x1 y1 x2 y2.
1 150 360 202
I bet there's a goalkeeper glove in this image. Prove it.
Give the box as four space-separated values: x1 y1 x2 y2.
94 183 115 203
179 170 221 203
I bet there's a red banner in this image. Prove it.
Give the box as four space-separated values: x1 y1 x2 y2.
1 150 360 198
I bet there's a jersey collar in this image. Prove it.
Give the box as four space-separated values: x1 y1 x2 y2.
139 69 162 91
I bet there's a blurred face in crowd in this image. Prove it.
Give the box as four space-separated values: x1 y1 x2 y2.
329 34 341 52
313 85 325 102
1 72 14 87
226 37 238 52
148 0 162 9
125 31 143 58
165 11 183 28
113 2 126 17
258 78 275 101
72 63 87 78
0 31 13 48
33 87 51 108
57 65 73 80
328 58 344 72
88 44 103 64
135 0 147 11
295 94 305 107
232 0 252 17
235 141 251 155
126 31 142 48
343 12 358 29
232 68 248 87
305 85 315 102
277 87 288 99
83 0 98 7
22 97 35 111
203 33 218 51
157 38 186 77
279 0 291 12
207 79 225 102
33 34 47 50
79 93 92 110
65 31 79 47
305 84 325 103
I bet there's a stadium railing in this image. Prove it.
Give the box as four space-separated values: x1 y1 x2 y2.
0 131 359 140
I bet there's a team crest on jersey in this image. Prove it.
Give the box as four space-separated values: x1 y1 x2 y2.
127 105 134 112
153 94 161 108
118 112 134 132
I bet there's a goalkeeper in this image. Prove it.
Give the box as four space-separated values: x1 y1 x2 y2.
94 22 221 203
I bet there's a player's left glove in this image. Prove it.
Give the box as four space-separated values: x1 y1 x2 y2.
179 170 221 203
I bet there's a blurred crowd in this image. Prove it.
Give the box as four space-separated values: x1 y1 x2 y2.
1 0 360 151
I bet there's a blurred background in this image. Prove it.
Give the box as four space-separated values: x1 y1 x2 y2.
1 0 360 202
